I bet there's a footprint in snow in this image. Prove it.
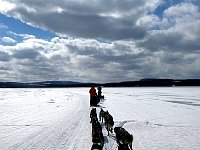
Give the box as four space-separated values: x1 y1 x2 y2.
47 99 55 103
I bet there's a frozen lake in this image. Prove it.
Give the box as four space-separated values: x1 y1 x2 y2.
0 87 200 150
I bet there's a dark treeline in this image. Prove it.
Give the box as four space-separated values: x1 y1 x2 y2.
104 79 200 87
0 79 200 88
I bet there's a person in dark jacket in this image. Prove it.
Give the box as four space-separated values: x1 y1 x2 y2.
97 86 102 97
97 86 104 100
89 86 97 106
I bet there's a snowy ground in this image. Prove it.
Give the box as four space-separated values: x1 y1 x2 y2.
0 87 200 150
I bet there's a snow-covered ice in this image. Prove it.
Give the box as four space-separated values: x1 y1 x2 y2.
0 87 200 150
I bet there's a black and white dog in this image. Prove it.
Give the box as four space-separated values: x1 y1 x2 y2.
104 111 114 136
114 127 133 150
99 108 105 123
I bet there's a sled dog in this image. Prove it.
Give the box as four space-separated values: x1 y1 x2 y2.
114 127 133 150
99 108 105 123
90 108 97 123
104 111 114 135
91 118 104 149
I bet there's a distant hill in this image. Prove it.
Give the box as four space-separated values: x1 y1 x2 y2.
0 81 89 88
0 79 200 88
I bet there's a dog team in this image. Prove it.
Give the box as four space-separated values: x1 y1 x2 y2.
89 86 133 150
90 107 133 150
90 108 104 150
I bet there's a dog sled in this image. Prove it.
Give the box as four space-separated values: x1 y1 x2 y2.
90 96 100 107
90 95 104 107
90 86 105 107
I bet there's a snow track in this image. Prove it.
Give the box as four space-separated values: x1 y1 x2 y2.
12 100 90 150
0 89 91 150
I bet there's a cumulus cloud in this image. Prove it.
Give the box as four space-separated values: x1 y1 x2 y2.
136 14 161 29
1 33 200 82
8 31 36 40
137 2 200 53
0 0 148 40
0 0 16 12
2 36 17 43
0 0 200 82
0 34 150 82
0 51 10 62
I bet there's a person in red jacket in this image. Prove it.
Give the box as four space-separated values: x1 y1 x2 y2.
89 86 97 106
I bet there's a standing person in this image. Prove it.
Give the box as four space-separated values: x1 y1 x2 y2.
97 86 104 99
89 86 97 106
97 86 102 97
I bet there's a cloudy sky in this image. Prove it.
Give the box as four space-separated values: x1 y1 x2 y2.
0 0 200 83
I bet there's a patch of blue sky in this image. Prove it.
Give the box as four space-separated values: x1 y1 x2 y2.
0 13 56 44
153 0 187 18
192 0 200 6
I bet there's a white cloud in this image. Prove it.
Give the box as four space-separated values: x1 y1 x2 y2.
163 3 200 28
164 2 199 18
0 0 16 13
0 0 200 82
136 2 200 53
136 14 161 29
0 36 150 82
2 37 16 43
0 0 147 40
1 35 200 82
8 31 36 40
144 0 164 12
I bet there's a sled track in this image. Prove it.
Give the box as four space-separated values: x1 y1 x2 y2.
8 95 91 150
